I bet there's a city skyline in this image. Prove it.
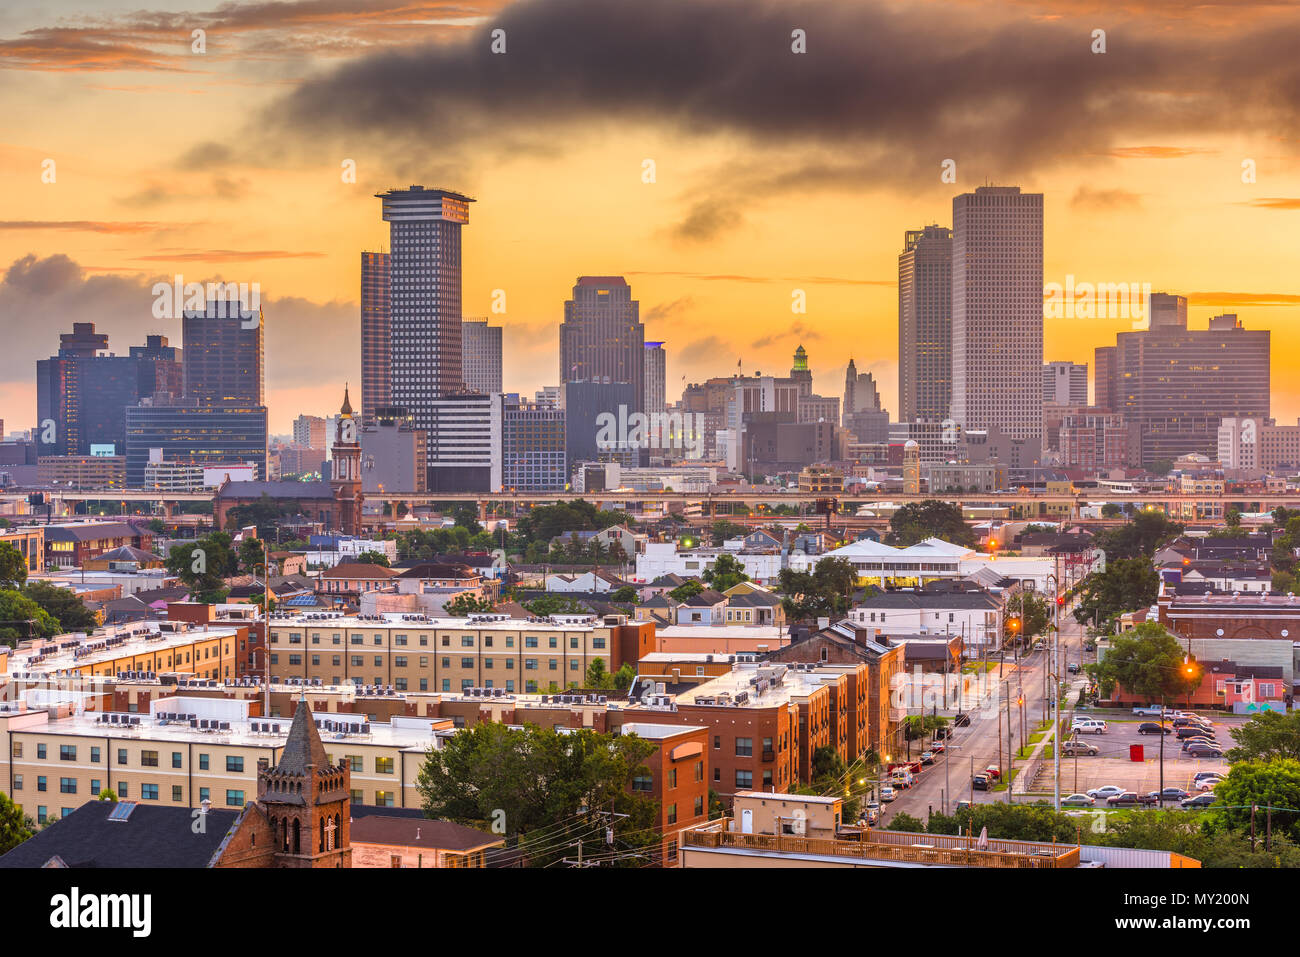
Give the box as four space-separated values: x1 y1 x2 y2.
5 0 1300 433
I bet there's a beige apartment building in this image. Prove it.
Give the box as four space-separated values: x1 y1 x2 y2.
265 610 648 695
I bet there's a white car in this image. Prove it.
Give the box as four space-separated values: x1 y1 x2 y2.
880 786 897 802
1196 777 1223 791
1086 785 1125 799
1072 719 1109 734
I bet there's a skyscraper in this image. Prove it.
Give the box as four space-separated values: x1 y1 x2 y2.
1105 310 1270 465
462 317 503 394
898 225 952 423
559 277 644 413
1043 361 1088 406
130 335 183 398
843 359 889 443
644 341 667 415
182 300 264 405
376 185 474 444
951 187 1044 443
360 250 390 424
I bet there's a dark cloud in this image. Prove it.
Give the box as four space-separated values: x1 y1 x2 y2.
643 295 696 323
1070 186 1143 210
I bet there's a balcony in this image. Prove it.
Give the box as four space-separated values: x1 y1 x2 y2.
682 820 1079 869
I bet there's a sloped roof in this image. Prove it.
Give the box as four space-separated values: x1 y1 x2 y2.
273 698 331 777
0 801 240 868
319 563 399 579
351 815 503 852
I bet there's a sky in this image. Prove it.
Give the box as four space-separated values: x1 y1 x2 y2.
3 0 1300 435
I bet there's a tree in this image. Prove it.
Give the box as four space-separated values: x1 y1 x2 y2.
0 590 61 646
1225 507 1242 528
0 791 35 855
22 580 98 633
1093 511 1183 560
1212 759 1300 843
1091 621 1200 703
584 657 613 689
703 553 750 592
416 723 660 866
608 585 638 603
98 788 118 802
709 520 749 546
886 500 976 548
167 532 239 599
1101 503 1123 518
775 557 857 622
1072 556 1160 629
612 662 636 691
522 595 588 617
1224 710 1300 764
0 542 27 591
237 537 266 575
1146 458 1174 477
925 801 1082 843
667 580 705 602
888 812 926 833
147 518 166 535
444 594 495 616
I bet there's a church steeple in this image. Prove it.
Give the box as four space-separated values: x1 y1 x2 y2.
340 383 354 417
330 382 364 535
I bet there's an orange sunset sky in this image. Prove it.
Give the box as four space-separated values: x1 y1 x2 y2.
2 0 1300 434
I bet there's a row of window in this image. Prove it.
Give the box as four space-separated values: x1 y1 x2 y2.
272 632 605 650
18 777 244 809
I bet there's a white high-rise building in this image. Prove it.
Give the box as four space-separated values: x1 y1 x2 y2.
461 317 503 394
1043 361 1087 406
951 186 1044 443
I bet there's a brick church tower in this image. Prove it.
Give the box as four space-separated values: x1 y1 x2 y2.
330 384 364 535
256 697 352 868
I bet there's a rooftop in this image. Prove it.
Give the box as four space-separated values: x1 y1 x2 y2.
674 661 857 708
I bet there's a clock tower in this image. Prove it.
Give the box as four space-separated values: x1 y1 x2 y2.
331 384 364 535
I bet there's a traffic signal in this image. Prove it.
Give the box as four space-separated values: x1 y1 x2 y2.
1056 595 1065 607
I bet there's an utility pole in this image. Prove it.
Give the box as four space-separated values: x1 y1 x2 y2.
1267 806 1272 852
1006 682 1014 804
1251 804 1257 851
1158 693 1166 809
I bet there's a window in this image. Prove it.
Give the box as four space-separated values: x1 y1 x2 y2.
333 656 341 666
350 789 364 803
441 657 451 668
441 679 451 692
525 659 537 670
90 746 100 763
375 790 395 807
694 795 704 817
666 803 677 825
199 787 210 803
395 678 407 691
506 680 515 692
548 659 557 671
735 738 753 757
461 657 474 669
37 744 46 760
288 655 302 666
394 656 407 668
88 779 98 794
141 750 159 767
351 656 363 666
374 656 383 667
548 637 557 649
713 767 720 782
226 790 245 807
10 743 19 759
592 637 606 649
375 757 395 775
36 807 47 824
141 783 159 801
199 753 210 771
395 635 407 646
312 655 320 666
441 636 450 647
763 770 773 788
462 636 474 647
525 637 538 648
172 752 183 769
484 658 494 669
118 783 128 798
570 660 579 670
735 770 753 789
60 777 78 793
694 760 704 782
419 679 428 691
570 637 579 649
226 756 244 773
173 785 184 802
59 745 76 761
632 773 653 792
713 736 720 750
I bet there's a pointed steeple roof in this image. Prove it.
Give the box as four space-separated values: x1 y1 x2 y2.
273 697 330 777
340 384 354 417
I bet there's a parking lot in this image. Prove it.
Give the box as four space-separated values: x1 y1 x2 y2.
1047 712 1235 801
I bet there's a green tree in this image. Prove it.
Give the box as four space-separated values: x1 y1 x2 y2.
167 532 239 599
776 557 857 622
237 537 266 575
0 590 61 646
925 801 1082 842
668 580 705 602
888 812 926 833
22 580 98 633
98 788 118 802
608 585 638 603
522 595 588 617
1072 556 1160 629
416 723 660 867
0 542 27 590
1091 621 1200 703
886 500 976 548
1101 503 1123 518
703 553 750 592
709 520 749 546
0 791 35 855
584 657 613 689
1225 710 1300 764
1146 458 1174 477
612 662 636 691
444 594 495 616
1093 511 1183 561
147 518 166 535
1212 759 1300 843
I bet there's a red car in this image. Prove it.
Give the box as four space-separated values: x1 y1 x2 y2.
984 764 1002 780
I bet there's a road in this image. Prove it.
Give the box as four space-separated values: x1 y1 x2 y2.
880 600 1089 825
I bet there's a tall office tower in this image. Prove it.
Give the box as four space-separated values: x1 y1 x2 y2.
951 187 1043 443
564 380 639 471
644 341 667 414
1043 361 1088 406
425 393 500 493
35 323 171 457
130 335 183 398
377 185 474 446
1093 346 1117 411
843 359 890 443
182 300 265 405
124 398 268 486
897 225 953 423
462 317 503 394
1108 311 1270 465
293 414 327 449
360 251 390 424
1148 292 1187 330
789 345 813 396
559 277 644 413
500 393 567 492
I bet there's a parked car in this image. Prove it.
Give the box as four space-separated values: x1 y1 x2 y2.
1173 716 1212 730
1086 785 1126 799
1193 770 1222 783
1147 787 1190 802
1061 740 1099 756
954 712 971 728
1072 719 1108 734
920 751 936 765
1181 793 1218 809
1061 793 1096 807
1196 777 1222 791
1180 736 1216 751
932 727 952 740
930 742 946 755
1107 791 1157 807
1068 663 1082 674
1132 705 1166 717
1137 722 1172 735
955 799 973 811
1184 742 1223 758
984 764 1002 780
1176 725 1215 740
972 774 992 791
865 800 880 814
880 786 897 802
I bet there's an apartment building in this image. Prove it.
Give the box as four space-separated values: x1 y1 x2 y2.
619 722 710 866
